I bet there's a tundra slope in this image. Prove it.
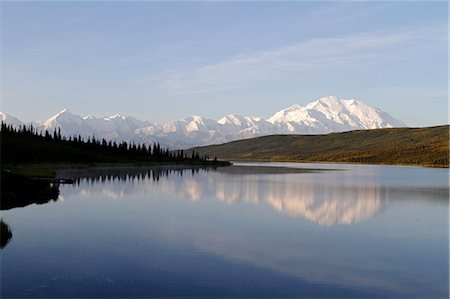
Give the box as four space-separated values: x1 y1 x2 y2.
191 126 449 168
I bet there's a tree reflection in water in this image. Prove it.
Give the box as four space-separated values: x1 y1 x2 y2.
0 219 12 249
61 166 389 226
0 171 60 210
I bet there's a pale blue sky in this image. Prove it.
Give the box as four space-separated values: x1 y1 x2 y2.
1 1 448 126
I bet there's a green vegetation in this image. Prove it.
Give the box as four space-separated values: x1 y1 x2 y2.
192 125 449 168
1 122 230 169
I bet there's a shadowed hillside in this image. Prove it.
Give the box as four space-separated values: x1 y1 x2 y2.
192 126 449 167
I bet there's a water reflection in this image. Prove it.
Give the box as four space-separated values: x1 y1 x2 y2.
58 166 210 185
2 164 448 298
61 165 448 227
0 171 60 210
265 184 383 226
171 174 391 226
59 166 391 226
0 219 12 249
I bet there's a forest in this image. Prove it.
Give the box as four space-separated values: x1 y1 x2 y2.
0 122 228 166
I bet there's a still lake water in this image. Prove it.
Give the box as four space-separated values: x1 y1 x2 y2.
1 162 448 298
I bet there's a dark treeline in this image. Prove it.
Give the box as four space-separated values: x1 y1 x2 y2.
1 122 220 164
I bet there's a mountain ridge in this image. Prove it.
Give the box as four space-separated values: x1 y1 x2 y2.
0 96 406 148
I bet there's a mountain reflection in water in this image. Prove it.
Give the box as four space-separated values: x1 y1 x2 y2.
60 165 387 226
3 163 447 298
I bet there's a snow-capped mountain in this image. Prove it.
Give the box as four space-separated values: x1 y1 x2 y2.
267 97 405 133
0 112 24 128
40 108 155 141
1 96 406 148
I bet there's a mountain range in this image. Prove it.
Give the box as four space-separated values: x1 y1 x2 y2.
0 96 406 149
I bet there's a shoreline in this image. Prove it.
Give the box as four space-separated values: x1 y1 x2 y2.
221 158 449 169
2 160 232 179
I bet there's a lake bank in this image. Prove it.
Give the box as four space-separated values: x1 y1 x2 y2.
3 160 231 179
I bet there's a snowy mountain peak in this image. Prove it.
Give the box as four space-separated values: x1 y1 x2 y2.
268 96 405 131
189 115 204 121
50 108 74 119
1 96 406 149
287 104 302 111
307 96 348 109
108 114 123 119
48 108 78 119
218 114 245 126
0 111 11 120
311 97 370 112
317 95 339 103
44 108 83 127
0 112 24 128
267 104 306 124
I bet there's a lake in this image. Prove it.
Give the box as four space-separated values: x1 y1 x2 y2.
1 162 448 298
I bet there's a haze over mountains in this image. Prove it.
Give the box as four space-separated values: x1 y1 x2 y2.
0 96 406 148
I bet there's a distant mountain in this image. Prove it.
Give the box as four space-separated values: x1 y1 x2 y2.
40 108 156 141
0 96 406 148
0 112 24 128
267 97 405 133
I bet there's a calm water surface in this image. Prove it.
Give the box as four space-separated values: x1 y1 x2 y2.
1 162 448 298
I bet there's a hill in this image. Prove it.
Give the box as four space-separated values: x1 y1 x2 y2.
192 125 449 168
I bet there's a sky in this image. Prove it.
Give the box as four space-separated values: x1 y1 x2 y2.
1 1 448 126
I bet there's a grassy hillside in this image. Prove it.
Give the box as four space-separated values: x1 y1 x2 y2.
193 125 449 167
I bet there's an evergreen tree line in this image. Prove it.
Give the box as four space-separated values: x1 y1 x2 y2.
1 122 216 163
